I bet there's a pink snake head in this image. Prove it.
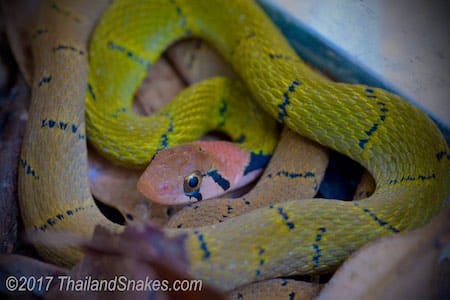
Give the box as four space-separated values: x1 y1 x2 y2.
137 141 264 205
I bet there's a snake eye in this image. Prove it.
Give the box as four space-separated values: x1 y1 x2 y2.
183 170 202 193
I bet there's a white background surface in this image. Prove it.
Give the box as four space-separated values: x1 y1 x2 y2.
271 0 449 126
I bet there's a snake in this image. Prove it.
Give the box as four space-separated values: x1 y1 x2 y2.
18 0 448 295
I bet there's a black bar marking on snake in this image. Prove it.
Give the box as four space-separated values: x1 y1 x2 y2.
359 139 369 149
388 173 436 185
354 203 399 233
185 190 202 201
193 230 211 260
218 98 228 127
267 170 315 179
170 0 188 30
266 170 319 191
365 87 377 98
255 246 266 277
19 159 39 180
236 293 243 300
312 227 326 268
289 292 296 300
159 113 174 148
270 205 295 230
242 197 251 205
359 99 388 149
268 53 294 61
170 0 192 37
312 244 321 268
49 1 82 23
41 118 85 140
244 151 271 175
32 204 95 232
278 80 300 121
111 107 127 118
87 82 96 101
53 45 85 56
236 134 246 144
107 41 151 68
258 248 265 266
436 151 449 161
365 123 378 136
205 169 231 191
38 76 52 87
315 227 326 242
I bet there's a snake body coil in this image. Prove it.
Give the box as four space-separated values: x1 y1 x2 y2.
19 0 448 291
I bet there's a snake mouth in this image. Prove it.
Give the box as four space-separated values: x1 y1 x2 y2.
184 189 203 202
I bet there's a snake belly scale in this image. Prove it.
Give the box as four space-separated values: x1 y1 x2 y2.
19 0 448 292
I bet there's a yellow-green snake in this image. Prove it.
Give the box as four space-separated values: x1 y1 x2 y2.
18 0 448 293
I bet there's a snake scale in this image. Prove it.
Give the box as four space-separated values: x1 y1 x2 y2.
18 0 448 294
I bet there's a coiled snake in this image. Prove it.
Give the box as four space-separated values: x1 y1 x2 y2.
19 0 448 293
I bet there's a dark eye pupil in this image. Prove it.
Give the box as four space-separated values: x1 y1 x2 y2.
188 176 199 188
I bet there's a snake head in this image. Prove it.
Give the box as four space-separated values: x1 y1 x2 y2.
137 141 260 205
137 142 216 205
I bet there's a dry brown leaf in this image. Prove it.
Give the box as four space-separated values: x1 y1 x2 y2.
133 56 186 116
44 224 226 300
166 39 235 84
317 207 450 300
